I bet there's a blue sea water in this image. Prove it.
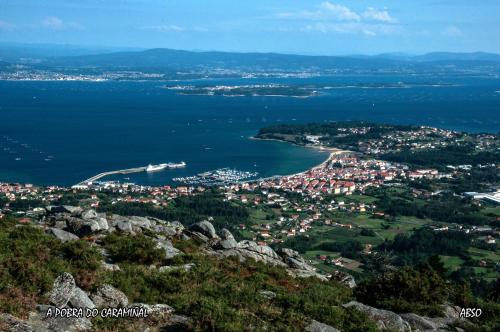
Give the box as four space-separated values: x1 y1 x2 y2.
0 74 499 186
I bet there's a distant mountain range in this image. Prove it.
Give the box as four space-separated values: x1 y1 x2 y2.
1 43 499 72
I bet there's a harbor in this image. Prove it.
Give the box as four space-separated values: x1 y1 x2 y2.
73 162 186 188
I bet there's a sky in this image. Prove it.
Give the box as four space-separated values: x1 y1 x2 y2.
0 0 499 55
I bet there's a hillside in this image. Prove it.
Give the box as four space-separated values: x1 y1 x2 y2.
0 204 496 332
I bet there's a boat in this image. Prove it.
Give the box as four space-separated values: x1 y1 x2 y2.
146 161 186 172
146 163 168 172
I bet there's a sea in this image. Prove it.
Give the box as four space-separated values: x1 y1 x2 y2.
0 74 499 186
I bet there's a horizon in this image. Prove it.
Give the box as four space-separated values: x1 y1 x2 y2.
0 1 499 55
1 41 499 59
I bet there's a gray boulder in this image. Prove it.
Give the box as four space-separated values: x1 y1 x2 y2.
27 305 92 332
48 273 76 307
115 220 133 233
91 284 128 308
66 218 105 236
81 209 98 220
150 304 175 317
288 269 329 282
46 228 79 242
101 261 121 272
0 313 33 332
258 290 277 300
305 320 341 332
400 313 443 331
343 301 411 332
158 263 195 273
69 287 95 309
62 206 83 216
216 228 238 249
331 270 356 288
189 220 218 239
155 238 182 259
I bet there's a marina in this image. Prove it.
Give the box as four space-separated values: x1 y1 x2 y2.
173 168 258 186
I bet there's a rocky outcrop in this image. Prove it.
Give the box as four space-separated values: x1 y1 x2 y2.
330 270 356 288
189 220 219 239
46 228 79 242
158 263 195 273
0 313 33 332
343 301 411 332
343 301 466 332
155 237 183 259
48 273 76 307
69 287 95 310
305 320 341 332
216 228 238 249
28 305 92 332
91 284 129 308
279 248 316 271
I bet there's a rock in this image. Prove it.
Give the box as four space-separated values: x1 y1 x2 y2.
101 261 120 272
63 206 83 216
28 305 92 332
258 290 276 300
441 305 462 319
150 304 175 317
158 263 195 273
305 320 341 332
216 228 238 249
155 238 182 259
237 240 281 260
288 269 329 282
163 314 190 331
94 217 109 232
46 228 79 242
189 221 218 239
400 313 442 331
343 301 411 332
66 218 106 236
81 209 98 220
0 313 33 332
69 287 95 309
278 248 316 271
91 284 128 308
48 273 76 307
116 220 133 233
331 270 356 288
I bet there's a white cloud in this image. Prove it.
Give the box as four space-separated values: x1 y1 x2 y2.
42 16 84 30
442 25 463 37
320 2 360 21
362 7 395 23
142 25 185 32
278 2 360 22
301 22 400 36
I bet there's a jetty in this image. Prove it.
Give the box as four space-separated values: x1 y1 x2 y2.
72 162 186 188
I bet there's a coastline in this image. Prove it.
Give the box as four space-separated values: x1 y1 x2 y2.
249 135 351 180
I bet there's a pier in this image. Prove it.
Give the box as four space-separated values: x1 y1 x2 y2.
73 166 148 188
72 162 186 188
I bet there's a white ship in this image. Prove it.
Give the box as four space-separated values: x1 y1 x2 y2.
146 161 186 172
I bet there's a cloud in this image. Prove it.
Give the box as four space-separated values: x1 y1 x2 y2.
142 25 208 33
302 22 400 36
442 25 463 37
278 2 360 22
320 2 360 21
275 2 399 36
362 7 395 23
42 16 84 30
143 24 184 32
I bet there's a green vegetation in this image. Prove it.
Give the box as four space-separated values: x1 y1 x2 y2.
0 217 102 317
